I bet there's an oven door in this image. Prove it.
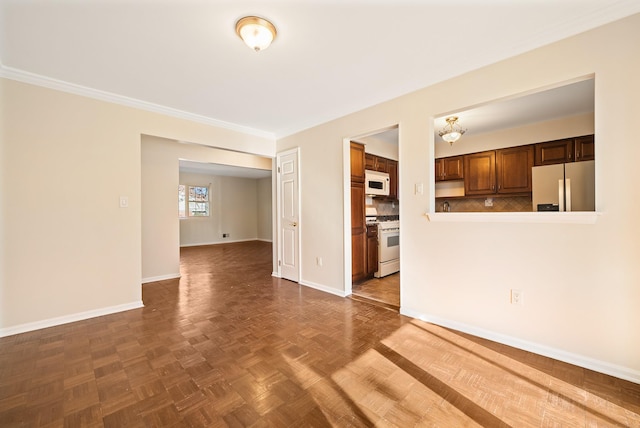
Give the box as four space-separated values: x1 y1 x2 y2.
379 229 399 262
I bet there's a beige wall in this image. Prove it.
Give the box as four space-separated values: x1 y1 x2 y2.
1 80 274 333
277 14 640 382
178 173 270 248
257 177 273 242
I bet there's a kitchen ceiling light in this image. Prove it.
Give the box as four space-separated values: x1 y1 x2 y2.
235 16 277 52
439 116 467 145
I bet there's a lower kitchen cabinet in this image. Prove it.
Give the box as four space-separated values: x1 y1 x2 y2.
351 181 366 283
366 224 378 278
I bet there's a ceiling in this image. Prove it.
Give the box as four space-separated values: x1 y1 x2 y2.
1 1 639 140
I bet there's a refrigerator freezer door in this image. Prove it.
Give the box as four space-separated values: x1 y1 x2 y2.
532 164 564 211
565 160 595 211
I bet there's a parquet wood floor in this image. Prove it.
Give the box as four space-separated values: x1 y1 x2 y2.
352 274 400 311
1 241 639 427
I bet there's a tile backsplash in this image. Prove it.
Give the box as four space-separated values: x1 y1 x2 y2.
436 196 533 212
369 198 399 216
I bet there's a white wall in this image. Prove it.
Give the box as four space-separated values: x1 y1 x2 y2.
277 15 640 382
1 79 274 334
141 135 272 282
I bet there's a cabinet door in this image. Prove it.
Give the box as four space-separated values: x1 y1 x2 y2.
365 153 377 171
435 158 443 182
496 145 534 194
366 225 378 277
535 139 573 165
350 142 365 182
442 156 464 180
387 160 398 199
351 182 366 282
464 151 496 195
575 135 594 161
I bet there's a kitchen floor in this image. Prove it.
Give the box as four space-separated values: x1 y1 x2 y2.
352 273 400 311
1 243 639 426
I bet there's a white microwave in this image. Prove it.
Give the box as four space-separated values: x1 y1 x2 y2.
365 170 390 196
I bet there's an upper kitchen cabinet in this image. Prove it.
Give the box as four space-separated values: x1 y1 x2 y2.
435 156 464 181
574 135 594 162
535 138 574 165
464 151 496 195
534 135 594 165
387 160 398 199
365 153 388 172
464 145 533 196
350 142 365 182
496 145 534 194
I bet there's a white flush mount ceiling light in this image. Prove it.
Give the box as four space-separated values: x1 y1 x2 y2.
235 16 277 52
438 116 467 145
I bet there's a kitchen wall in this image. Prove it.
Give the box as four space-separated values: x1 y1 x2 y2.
276 14 640 382
435 112 594 158
1 77 274 335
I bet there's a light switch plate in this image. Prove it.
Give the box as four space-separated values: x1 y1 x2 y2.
119 196 129 208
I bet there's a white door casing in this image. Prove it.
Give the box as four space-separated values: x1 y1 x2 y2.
276 148 300 282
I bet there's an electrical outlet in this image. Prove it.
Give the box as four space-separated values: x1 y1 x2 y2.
223 233 229 238
511 289 523 305
485 198 493 207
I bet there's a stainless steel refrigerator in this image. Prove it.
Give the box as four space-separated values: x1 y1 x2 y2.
532 160 595 211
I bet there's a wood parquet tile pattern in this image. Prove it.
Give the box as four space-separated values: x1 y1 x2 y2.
1 240 639 427
352 274 400 311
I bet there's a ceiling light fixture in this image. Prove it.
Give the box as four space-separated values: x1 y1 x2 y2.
235 16 277 52
438 116 467 145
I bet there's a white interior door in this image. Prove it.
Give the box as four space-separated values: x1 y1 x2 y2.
277 149 299 282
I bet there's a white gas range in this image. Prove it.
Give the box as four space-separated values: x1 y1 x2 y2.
365 208 400 278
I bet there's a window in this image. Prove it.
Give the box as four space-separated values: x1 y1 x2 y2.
178 185 210 218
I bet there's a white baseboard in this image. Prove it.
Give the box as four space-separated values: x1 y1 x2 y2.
0 301 144 338
257 238 273 243
299 280 347 298
180 238 259 247
141 273 181 284
400 308 640 385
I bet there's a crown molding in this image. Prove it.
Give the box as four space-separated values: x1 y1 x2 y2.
0 64 276 141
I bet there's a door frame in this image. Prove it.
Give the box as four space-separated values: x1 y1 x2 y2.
275 147 301 282
343 125 400 297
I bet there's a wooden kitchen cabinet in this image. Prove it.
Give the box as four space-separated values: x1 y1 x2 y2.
351 181 366 283
435 156 464 181
464 145 533 196
366 224 378 278
365 153 388 172
535 138 573 165
574 135 594 161
350 142 366 182
464 150 496 195
534 134 594 165
387 160 398 199
496 145 534 194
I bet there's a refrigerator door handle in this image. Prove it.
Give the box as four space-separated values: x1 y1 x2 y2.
558 179 565 212
565 178 572 212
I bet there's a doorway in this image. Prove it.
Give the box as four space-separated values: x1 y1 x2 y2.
347 126 400 310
